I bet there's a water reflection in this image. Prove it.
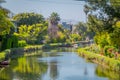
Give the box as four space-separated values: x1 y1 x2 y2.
0 56 48 80
84 66 88 75
49 62 58 80
13 57 47 80
38 50 108 80
0 48 118 80
96 65 120 80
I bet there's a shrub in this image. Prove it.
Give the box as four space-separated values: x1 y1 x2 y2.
94 32 109 48
77 48 120 71
18 40 27 47
1 35 18 51
104 46 117 58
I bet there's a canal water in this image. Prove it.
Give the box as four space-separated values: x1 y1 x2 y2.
0 48 119 80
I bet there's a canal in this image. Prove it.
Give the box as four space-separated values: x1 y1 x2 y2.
0 48 118 80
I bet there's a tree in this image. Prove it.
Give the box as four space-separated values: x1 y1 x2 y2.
74 22 87 40
48 12 60 39
69 33 81 42
15 23 48 44
13 12 45 26
86 0 120 32
49 12 60 25
85 0 120 50
0 0 11 17
0 1 18 51
109 21 120 49
0 9 13 35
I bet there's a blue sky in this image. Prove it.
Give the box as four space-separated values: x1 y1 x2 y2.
2 0 86 23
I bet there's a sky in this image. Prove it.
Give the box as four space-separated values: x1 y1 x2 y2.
1 0 86 23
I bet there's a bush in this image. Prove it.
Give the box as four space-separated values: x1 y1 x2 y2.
104 46 117 58
18 40 27 47
0 49 11 61
94 32 109 48
42 44 51 49
1 35 18 51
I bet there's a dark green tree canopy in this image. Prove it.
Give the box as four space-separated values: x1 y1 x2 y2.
13 12 45 26
84 0 120 33
84 0 120 49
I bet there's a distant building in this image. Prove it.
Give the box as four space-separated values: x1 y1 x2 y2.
62 22 74 32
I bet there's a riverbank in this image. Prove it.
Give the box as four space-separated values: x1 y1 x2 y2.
0 43 72 61
77 48 120 72
0 49 11 62
96 65 120 80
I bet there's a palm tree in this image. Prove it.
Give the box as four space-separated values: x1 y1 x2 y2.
48 12 60 39
49 12 60 25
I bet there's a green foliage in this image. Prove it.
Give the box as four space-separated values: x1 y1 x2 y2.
77 48 120 71
0 9 13 35
96 65 120 80
47 30 80 43
56 31 66 42
1 35 18 50
42 44 51 49
49 12 60 25
87 15 104 33
18 40 27 47
13 12 45 26
94 32 109 48
0 51 6 61
110 0 120 9
51 38 57 43
87 44 101 53
74 22 88 40
15 23 48 44
109 21 120 48
103 46 117 58
70 33 81 42
11 35 18 48
86 0 120 50
0 49 11 61
42 43 64 49
44 35 50 43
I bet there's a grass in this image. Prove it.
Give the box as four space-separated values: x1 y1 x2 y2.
96 65 120 80
77 48 120 72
